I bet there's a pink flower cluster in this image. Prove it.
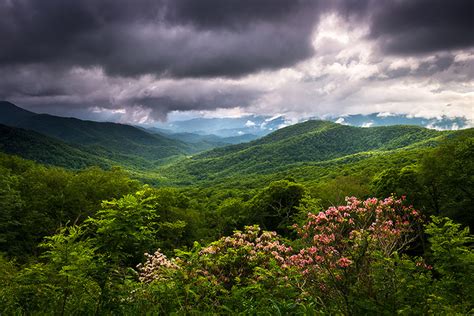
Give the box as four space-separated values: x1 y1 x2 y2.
137 249 179 283
198 225 293 285
200 225 292 264
289 196 422 275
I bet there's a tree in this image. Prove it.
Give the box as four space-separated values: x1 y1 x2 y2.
0 168 24 257
419 136 474 228
85 188 162 267
371 165 426 210
248 180 306 233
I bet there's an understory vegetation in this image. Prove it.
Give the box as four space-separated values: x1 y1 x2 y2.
0 130 472 314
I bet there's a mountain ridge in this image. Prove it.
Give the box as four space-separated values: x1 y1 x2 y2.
0 123 111 169
0 101 194 164
159 120 464 184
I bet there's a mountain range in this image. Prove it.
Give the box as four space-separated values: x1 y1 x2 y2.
0 101 259 170
160 120 471 186
144 113 469 137
149 115 288 137
0 101 471 184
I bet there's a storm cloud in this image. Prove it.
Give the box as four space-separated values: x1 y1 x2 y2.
368 0 474 55
0 0 320 78
0 0 472 123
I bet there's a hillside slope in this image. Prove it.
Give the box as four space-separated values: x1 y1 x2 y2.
160 120 459 184
0 101 193 163
0 124 111 169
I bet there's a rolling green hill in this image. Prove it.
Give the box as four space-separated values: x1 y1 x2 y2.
0 124 111 169
159 120 464 185
0 101 195 164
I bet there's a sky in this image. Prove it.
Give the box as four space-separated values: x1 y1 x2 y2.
0 0 473 128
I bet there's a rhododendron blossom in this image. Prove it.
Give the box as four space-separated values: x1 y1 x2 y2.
289 196 422 275
137 249 179 283
197 225 292 286
337 257 353 268
138 226 293 288
200 225 292 262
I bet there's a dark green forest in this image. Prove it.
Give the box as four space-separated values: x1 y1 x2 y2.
0 103 473 315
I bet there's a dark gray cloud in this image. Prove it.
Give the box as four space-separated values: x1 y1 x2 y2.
0 63 264 121
135 88 261 120
0 0 320 78
1 0 471 80
164 0 309 29
369 0 474 55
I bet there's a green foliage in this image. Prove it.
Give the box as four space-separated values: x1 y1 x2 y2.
312 174 370 207
420 136 473 226
425 216 474 313
40 227 100 315
86 188 163 267
214 197 248 236
354 252 433 315
0 154 139 259
85 186 198 268
0 167 23 254
133 227 311 314
371 165 427 210
0 227 100 315
247 180 306 232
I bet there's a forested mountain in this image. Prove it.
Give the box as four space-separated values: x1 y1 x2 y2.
147 131 260 152
1 101 469 189
0 124 110 169
198 120 445 163
163 132 259 145
0 101 36 125
149 115 286 137
0 101 194 163
161 120 459 184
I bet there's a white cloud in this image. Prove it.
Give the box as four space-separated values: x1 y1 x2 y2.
245 120 256 127
361 122 374 128
377 112 395 117
265 114 284 122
